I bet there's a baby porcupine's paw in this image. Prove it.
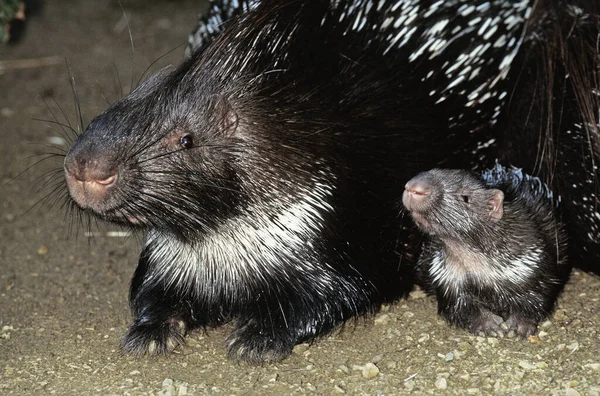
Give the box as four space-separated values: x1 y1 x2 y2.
121 317 187 357
505 315 538 338
226 319 296 364
468 311 507 338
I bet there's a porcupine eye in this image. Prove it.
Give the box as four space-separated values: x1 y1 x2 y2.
180 135 194 149
461 195 469 203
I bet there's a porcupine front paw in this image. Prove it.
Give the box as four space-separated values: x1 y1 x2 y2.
121 317 187 357
468 310 507 338
505 315 537 338
225 319 297 364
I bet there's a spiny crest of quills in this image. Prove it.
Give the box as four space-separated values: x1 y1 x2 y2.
186 0 258 57
480 162 559 208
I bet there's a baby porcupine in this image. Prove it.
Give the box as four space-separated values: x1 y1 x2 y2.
402 167 568 338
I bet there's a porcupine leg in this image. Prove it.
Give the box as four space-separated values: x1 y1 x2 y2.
437 293 507 337
226 314 299 364
225 273 377 363
121 247 193 356
225 290 326 363
504 314 537 338
504 291 552 338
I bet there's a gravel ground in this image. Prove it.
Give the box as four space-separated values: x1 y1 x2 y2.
1 1 600 394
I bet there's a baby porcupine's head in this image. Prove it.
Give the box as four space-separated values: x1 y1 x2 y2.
63 53 246 241
402 169 505 240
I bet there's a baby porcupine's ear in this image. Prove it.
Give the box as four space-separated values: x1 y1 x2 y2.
488 189 504 222
212 95 239 137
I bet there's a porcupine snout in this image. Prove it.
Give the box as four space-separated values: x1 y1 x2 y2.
402 172 438 213
64 134 119 212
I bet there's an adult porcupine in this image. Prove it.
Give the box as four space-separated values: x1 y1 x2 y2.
63 0 599 363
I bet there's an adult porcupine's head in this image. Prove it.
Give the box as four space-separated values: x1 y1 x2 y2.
62 2 341 243
63 56 248 241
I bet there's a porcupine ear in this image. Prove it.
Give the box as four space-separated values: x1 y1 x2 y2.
212 94 239 137
488 189 504 222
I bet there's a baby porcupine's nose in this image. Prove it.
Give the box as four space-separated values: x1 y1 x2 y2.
402 173 434 212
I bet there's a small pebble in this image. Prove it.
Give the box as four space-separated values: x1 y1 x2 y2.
374 314 390 325
435 377 448 390
1 108 14 117
567 342 579 352
362 363 380 379
565 388 581 396
409 290 427 299
553 309 568 321
334 385 345 393
445 352 454 361
519 361 537 370
159 387 175 396
569 319 583 328
292 343 310 354
3 213 15 222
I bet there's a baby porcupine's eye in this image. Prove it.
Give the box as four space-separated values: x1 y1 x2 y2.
180 135 194 149
461 195 469 203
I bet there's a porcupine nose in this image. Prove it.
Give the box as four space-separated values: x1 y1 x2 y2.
64 149 118 211
402 173 434 212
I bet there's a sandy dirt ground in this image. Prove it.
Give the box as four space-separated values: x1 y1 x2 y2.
1 1 600 394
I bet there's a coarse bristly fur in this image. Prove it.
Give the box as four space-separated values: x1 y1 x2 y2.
402 165 569 338
59 0 600 363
